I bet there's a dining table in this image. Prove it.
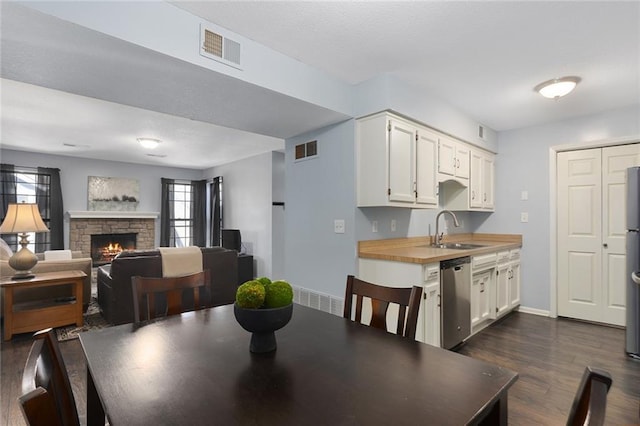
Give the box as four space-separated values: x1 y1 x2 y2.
80 304 518 425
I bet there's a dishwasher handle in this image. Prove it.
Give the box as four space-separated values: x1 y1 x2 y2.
633 271 640 285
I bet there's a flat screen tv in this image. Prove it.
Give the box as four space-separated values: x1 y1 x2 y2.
222 229 241 252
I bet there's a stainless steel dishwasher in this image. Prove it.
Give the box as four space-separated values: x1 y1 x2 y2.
441 257 471 350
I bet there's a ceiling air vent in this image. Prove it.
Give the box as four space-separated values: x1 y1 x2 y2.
200 24 242 70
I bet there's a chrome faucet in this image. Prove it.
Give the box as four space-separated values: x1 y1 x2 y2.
434 210 460 246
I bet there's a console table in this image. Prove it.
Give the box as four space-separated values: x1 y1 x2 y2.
1 270 86 340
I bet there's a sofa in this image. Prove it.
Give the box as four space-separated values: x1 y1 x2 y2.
97 247 238 325
0 250 93 313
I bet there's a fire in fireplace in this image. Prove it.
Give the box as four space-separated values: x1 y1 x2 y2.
91 233 137 265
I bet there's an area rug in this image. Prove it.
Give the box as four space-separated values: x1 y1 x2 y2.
55 296 110 342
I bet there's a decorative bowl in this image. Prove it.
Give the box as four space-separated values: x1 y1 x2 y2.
233 303 293 353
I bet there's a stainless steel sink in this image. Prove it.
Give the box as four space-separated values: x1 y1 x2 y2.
431 243 487 250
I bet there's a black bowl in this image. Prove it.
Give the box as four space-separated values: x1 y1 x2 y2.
233 303 293 353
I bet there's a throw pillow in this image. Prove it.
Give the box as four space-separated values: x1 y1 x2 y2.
0 238 13 260
44 250 73 261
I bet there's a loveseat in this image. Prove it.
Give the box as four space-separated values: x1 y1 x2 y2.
0 251 93 312
97 247 238 325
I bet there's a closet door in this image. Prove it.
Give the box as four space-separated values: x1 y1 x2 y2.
557 143 639 325
557 148 603 322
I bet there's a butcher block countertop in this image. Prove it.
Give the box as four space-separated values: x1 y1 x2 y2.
358 233 522 265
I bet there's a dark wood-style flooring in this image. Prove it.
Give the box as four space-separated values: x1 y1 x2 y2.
2 311 639 425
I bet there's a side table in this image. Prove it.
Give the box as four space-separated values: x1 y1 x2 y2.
1 270 86 340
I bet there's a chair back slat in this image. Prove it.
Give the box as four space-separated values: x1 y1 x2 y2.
132 270 211 323
566 366 612 426
343 275 422 339
19 328 80 426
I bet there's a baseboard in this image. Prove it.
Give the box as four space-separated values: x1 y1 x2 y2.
517 306 551 317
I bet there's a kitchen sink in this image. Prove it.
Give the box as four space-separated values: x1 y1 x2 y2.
431 243 487 250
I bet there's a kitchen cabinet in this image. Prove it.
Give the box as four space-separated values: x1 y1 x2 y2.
470 149 495 210
509 249 521 308
496 249 520 318
438 136 469 181
358 258 441 346
357 112 437 208
471 270 492 330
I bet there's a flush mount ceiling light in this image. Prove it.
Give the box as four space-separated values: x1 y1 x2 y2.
534 76 581 99
137 138 161 149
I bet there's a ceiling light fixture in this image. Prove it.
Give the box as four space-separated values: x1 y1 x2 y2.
137 138 161 149
534 76 581 100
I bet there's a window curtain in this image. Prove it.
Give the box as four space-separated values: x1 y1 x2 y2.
0 164 17 247
37 167 63 250
160 178 175 247
192 179 207 247
210 177 222 246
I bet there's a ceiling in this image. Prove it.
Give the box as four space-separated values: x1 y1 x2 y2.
1 2 639 169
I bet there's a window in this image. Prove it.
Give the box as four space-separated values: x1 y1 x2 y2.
165 181 194 247
0 167 54 253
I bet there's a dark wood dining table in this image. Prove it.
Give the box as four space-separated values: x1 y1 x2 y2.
80 304 518 425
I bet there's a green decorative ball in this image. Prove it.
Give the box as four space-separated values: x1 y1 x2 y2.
264 280 293 308
236 280 266 309
256 276 272 289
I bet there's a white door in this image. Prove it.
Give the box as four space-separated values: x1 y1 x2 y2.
602 144 640 324
388 120 415 203
415 128 438 205
558 148 603 321
557 144 640 325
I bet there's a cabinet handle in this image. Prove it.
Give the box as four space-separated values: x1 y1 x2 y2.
457 159 460 168
480 282 485 293
453 158 456 167
603 243 608 248
472 190 475 200
484 193 487 202
437 294 441 308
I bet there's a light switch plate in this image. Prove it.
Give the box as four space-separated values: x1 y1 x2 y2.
372 220 378 233
391 219 397 232
520 212 529 223
334 219 345 234
521 190 529 201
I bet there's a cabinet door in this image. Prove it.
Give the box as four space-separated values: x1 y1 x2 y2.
469 151 483 208
479 273 491 322
455 144 470 179
509 262 521 308
496 263 510 317
438 137 456 176
388 120 415 203
423 281 441 347
415 128 438 205
470 274 482 327
482 155 495 209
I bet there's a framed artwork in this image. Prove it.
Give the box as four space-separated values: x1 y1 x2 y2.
88 176 139 211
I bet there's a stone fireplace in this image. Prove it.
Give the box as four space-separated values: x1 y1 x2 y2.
68 211 158 261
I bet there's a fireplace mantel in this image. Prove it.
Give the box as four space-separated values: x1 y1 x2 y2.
67 211 159 219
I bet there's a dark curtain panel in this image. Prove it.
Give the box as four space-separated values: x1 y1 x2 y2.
37 167 63 250
0 164 17 248
192 179 207 247
210 177 222 246
160 178 175 247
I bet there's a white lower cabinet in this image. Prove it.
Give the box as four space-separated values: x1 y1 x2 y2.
358 258 440 346
471 270 492 330
495 249 521 319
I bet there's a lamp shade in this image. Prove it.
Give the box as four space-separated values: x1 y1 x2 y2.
0 203 50 233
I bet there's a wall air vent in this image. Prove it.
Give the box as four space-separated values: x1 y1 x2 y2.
200 24 242 70
294 140 318 162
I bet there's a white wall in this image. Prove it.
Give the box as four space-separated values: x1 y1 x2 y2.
0 149 202 247
207 152 273 278
473 105 640 311
285 120 357 297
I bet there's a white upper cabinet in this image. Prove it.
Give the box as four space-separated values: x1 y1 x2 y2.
438 136 469 181
442 147 495 212
357 112 437 208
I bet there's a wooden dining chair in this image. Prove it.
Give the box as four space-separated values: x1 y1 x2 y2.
19 328 80 426
566 366 613 426
343 275 422 339
132 269 211 323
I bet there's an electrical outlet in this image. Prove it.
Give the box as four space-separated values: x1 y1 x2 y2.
334 219 345 234
372 221 378 233
391 219 397 232
521 190 529 201
520 212 529 223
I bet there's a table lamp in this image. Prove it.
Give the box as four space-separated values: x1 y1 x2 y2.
0 203 50 279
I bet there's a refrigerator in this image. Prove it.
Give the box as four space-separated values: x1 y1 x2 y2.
626 166 640 359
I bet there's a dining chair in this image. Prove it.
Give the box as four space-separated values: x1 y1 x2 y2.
19 328 80 426
566 366 613 426
343 275 422 339
132 269 211 323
